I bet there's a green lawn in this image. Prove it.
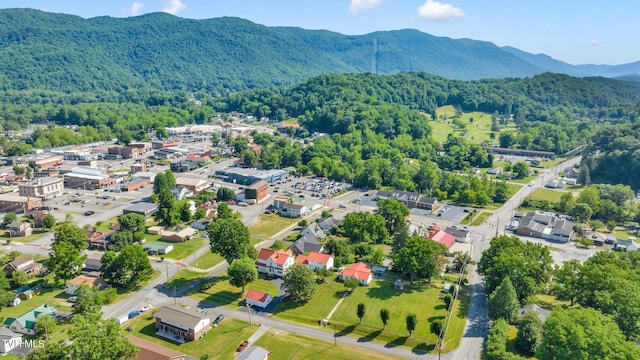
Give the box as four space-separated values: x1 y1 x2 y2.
165 270 204 290
528 188 565 203
0 229 48 243
430 106 513 146
125 313 256 359
193 251 225 270
505 183 523 198
191 273 279 309
254 329 404 360
273 276 345 325
0 285 73 322
326 276 467 352
162 237 207 260
249 215 297 238
471 211 492 226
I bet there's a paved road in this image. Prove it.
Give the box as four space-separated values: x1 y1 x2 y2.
448 156 582 360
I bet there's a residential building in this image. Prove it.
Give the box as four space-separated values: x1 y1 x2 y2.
545 179 566 189
426 227 456 250
237 346 270 360
172 187 193 200
161 227 196 243
4 256 42 277
245 290 273 309
18 177 64 199
3 304 55 335
280 203 308 218
272 196 290 212
300 223 326 240
6 222 33 237
339 262 372 286
65 275 108 295
584 230 616 246
185 154 211 164
519 304 551 322
0 327 22 354
515 212 574 243
296 252 334 271
256 249 295 277
175 177 209 193
0 194 42 213
127 335 187 360
375 190 436 210
87 229 116 250
317 217 342 233
444 226 470 243
289 234 323 255
487 167 503 175
245 180 269 202
154 304 211 342
190 219 210 231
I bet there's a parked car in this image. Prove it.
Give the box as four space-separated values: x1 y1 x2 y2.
68 296 77 303
140 304 152 312
128 310 140 319
84 210 95 216
236 341 249 352
213 314 224 324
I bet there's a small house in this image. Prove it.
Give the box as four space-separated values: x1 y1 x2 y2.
4 256 42 278
3 304 55 335
65 275 108 295
0 328 22 354
237 346 271 360
256 249 295 277
155 304 211 342
339 262 372 286
161 227 196 243
7 222 32 237
245 289 273 309
127 335 187 360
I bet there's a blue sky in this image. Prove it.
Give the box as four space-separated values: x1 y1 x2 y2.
1 0 636 65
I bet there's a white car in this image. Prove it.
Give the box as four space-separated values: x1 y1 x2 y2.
141 304 152 312
68 296 78 303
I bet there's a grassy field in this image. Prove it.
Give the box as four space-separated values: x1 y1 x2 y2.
471 211 492 226
163 237 207 260
165 270 204 290
193 251 225 270
0 285 74 322
325 276 466 352
125 313 256 359
273 276 345 325
249 215 298 238
191 273 279 310
528 188 565 203
254 329 404 360
430 106 515 145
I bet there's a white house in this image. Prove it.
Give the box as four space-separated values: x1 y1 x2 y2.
245 289 273 309
65 275 108 295
281 203 308 218
256 249 295 277
0 328 22 354
295 252 334 271
300 223 325 240
339 262 373 286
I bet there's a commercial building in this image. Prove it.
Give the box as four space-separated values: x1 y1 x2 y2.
515 212 574 243
175 177 209 193
375 190 437 210
216 167 288 185
0 195 42 213
123 203 158 217
18 177 64 199
28 155 64 169
245 180 269 202
64 167 110 190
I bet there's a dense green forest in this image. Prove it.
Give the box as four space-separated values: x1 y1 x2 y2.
4 8 640 96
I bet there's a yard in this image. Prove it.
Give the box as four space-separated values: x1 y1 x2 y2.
254 329 403 360
190 273 279 309
327 276 468 352
527 188 567 203
273 276 345 325
165 270 204 290
124 313 257 359
193 251 225 270
249 215 297 238
162 236 207 260
0 229 48 243
471 211 492 226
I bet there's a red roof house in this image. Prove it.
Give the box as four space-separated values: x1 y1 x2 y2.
256 249 295 277
306 252 334 270
245 289 273 308
427 230 456 249
339 262 372 285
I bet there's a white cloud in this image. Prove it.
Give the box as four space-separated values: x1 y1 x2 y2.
417 0 465 21
162 0 187 15
591 38 600 46
130 2 144 16
349 0 384 14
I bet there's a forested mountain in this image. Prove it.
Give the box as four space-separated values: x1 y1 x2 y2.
1 8 639 95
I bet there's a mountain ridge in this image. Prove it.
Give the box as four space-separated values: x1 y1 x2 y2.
0 8 638 94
